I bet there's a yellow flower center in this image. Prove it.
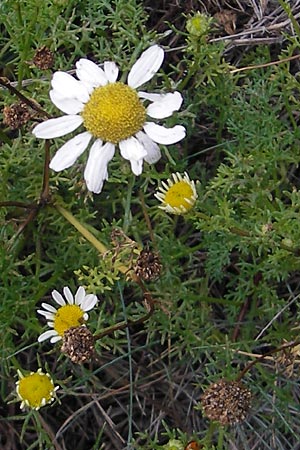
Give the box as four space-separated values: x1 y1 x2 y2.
18 373 55 409
164 181 195 210
54 304 85 336
81 82 146 144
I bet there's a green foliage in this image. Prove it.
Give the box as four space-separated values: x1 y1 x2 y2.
1 1 300 449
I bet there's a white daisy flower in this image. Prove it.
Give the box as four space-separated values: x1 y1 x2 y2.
154 172 198 215
33 45 186 193
37 286 98 344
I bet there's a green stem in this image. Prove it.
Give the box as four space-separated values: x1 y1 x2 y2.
123 175 135 234
118 281 133 448
194 212 300 254
202 421 217 447
217 427 225 450
277 0 300 38
54 204 107 254
54 204 129 274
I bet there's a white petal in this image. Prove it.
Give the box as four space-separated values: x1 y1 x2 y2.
147 92 183 119
52 290 66 306
63 286 74 304
84 140 115 194
50 335 62 343
135 131 161 164
83 313 89 321
132 159 144 175
119 136 147 176
75 286 86 305
47 322 54 327
38 330 58 343
138 91 165 101
128 45 164 89
104 61 119 82
81 294 98 311
76 58 109 87
37 310 54 320
119 136 147 160
49 132 92 171
50 90 84 115
40 303 57 313
143 122 186 145
51 71 90 103
33 115 83 139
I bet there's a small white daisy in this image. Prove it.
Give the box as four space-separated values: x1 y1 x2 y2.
37 286 98 343
16 368 59 410
33 45 186 193
154 172 198 215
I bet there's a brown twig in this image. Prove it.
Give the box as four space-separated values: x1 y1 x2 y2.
232 297 251 342
3 140 52 244
236 340 300 382
93 276 155 341
230 53 300 74
138 190 157 250
40 140 51 204
0 201 33 209
37 412 63 450
0 76 52 119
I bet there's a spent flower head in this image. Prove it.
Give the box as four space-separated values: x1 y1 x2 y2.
201 379 252 425
33 45 186 193
155 172 198 215
32 46 55 70
61 325 95 364
16 368 58 410
37 286 98 344
134 248 162 281
3 102 31 130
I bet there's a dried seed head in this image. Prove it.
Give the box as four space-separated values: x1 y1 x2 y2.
3 102 31 129
275 342 300 378
61 326 95 364
214 10 237 35
201 379 251 425
134 249 162 281
33 46 54 70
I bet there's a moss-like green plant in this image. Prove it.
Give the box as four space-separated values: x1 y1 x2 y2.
2 1 300 449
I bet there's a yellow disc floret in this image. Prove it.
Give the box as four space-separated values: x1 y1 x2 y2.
81 82 146 144
54 304 85 336
17 371 56 409
164 180 195 210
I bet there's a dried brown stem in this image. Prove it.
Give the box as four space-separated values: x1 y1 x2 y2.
40 140 51 204
138 190 157 249
230 53 300 74
236 340 300 382
94 276 155 341
0 201 33 209
0 76 52 119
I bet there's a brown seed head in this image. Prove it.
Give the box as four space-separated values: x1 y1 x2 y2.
275 342 300 378
201 379 251 425
61 326 95 364
33 46 54 70
3 102 31 129
134 249 162 281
